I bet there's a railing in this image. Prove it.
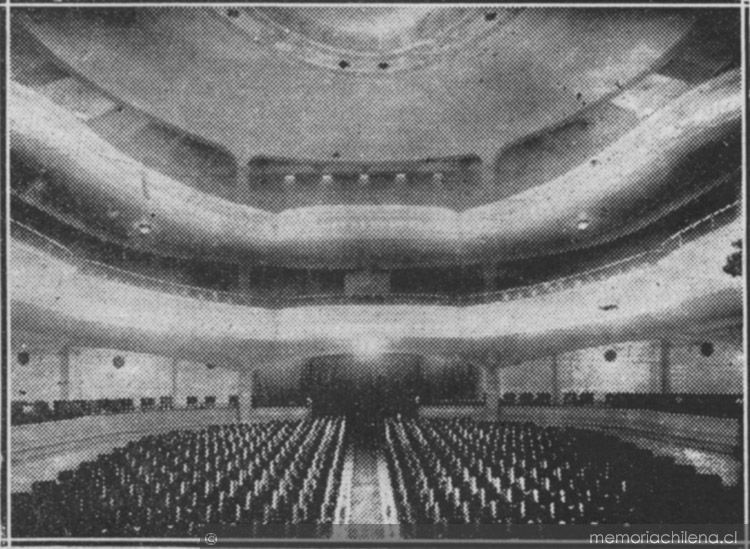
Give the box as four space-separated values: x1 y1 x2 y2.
10 201 739 308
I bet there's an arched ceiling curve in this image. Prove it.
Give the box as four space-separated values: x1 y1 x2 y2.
10 8 742 268
16 7 694 163
10 69 742 268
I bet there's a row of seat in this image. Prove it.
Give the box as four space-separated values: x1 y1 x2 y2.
499 392 617 407
11 398 235 425
14 196 737 311
384 418 741 537
499 392 742 418
12 393 316 425
11 419 346 537
604 393 742 418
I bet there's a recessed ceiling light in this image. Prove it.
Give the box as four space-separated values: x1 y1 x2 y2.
577 216 590 231
136 222 152 235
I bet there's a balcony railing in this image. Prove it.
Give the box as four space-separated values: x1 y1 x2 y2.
10 201 739 308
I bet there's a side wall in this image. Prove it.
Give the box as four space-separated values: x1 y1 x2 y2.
494 339 743 398
11 345 240 405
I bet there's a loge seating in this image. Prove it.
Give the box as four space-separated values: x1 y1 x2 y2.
11 395 244 425
385 418 742 537
604 393 742 418
11 419 346 537
499 392 742 418
11 399 136 425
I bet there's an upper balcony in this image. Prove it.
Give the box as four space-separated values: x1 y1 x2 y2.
9 207 743 365
11 200 741 309
10 7 742 268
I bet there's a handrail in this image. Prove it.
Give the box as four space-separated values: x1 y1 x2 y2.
10 201 740 308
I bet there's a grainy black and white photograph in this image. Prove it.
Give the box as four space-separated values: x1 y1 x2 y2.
4 3 747 547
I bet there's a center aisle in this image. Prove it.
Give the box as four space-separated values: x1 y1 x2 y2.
343 439 401 539
349 447 382 538
376 448 401 539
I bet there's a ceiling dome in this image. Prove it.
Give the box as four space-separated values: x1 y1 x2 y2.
256 7 514 53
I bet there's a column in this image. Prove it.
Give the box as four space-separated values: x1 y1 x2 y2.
171 358 179 408
659 339 671 394
551 354 560 405
238 368 255 424
59 345 71 401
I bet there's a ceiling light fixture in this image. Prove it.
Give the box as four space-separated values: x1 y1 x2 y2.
136 222 152 235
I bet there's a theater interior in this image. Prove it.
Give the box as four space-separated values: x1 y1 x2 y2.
6 6 746 541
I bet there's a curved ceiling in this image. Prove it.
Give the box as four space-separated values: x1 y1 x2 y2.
16 7 693 164
10 68 742 267
10 8 742 269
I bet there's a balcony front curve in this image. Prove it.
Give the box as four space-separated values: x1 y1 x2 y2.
10 216 744 367
10 68 742 269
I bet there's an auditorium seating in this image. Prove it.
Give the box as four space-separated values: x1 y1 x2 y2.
11 395 242 425
11 419 346 537
10 197 739 310
12 399 136 425
11 389 314 426
423 397 487 407
604 393 742 418
499 392 742 418
11 414 741 537
384 418 742 537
